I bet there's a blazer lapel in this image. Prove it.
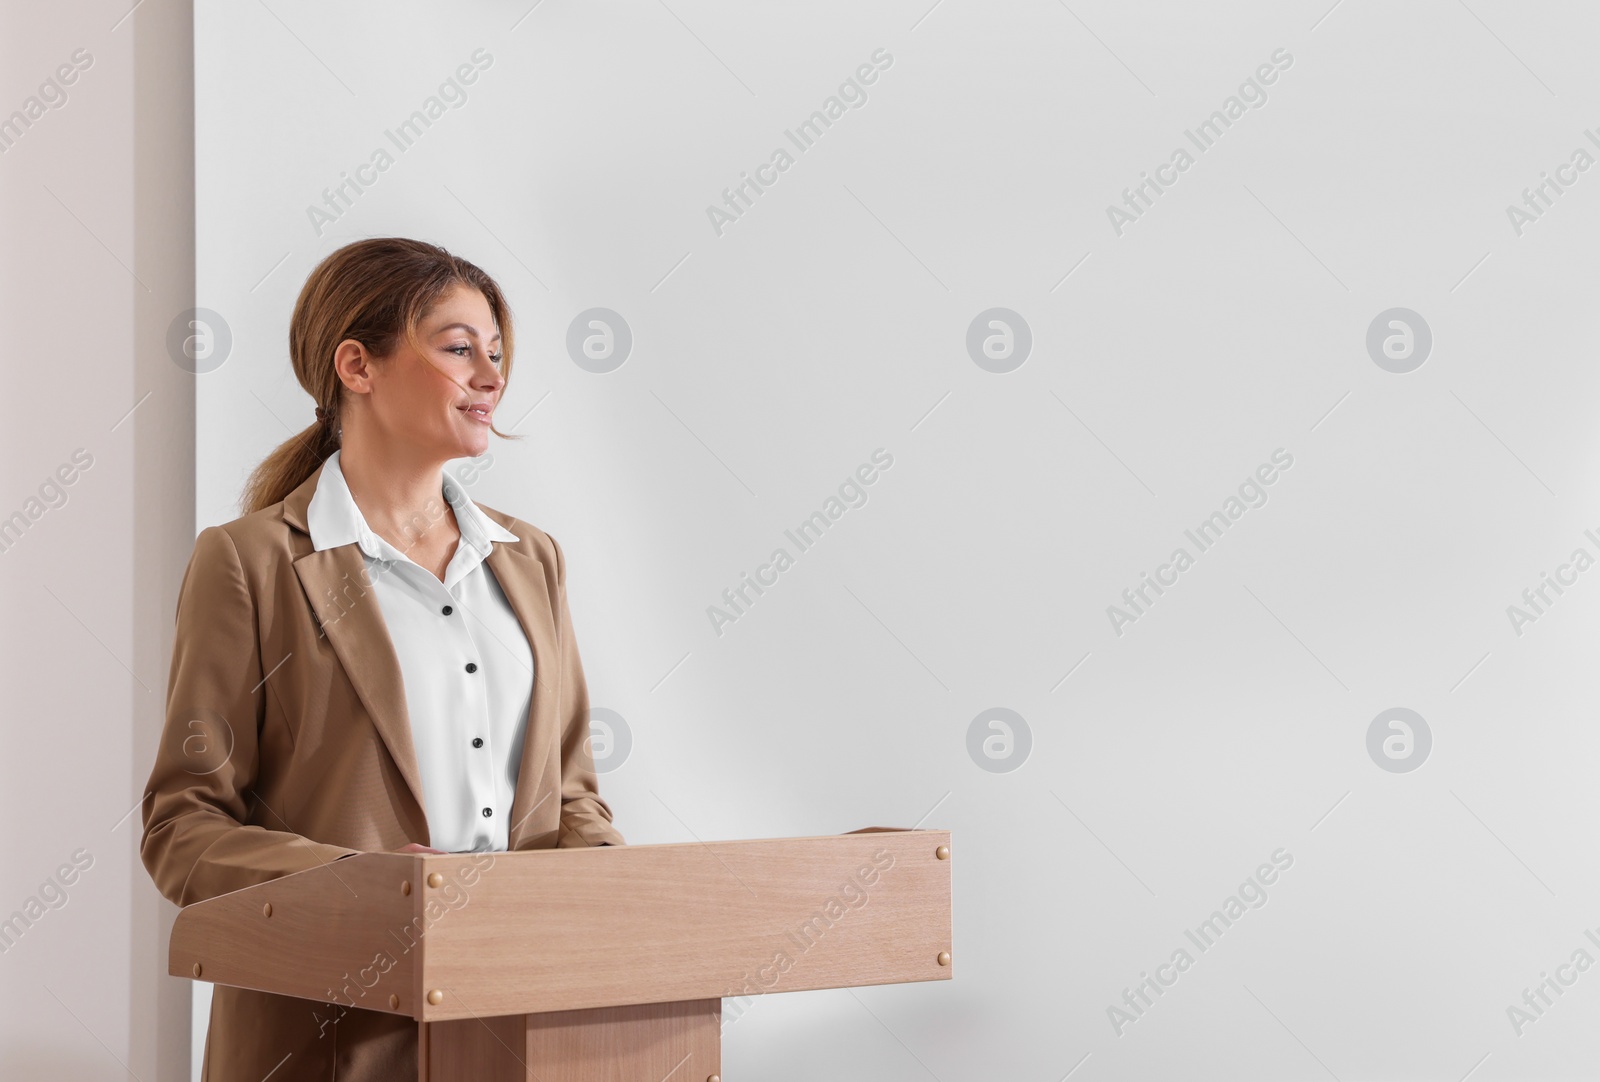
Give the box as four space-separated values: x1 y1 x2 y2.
282 464 429 837
483 541 560 850
280 463 563 852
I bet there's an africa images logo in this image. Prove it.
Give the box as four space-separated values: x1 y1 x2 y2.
1106 449 1294 636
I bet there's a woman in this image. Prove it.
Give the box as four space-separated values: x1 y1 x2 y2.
140 237 623 1080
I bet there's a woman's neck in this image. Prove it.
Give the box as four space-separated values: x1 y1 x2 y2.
336 440 455 554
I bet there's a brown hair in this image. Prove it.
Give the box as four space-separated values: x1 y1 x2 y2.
240 237 518 514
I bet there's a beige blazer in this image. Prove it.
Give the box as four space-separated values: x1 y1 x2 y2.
140 459 624 1081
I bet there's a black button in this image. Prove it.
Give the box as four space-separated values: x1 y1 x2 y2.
472 737 483 748
465 662 477 673
442 605 453 616
482 807 492 818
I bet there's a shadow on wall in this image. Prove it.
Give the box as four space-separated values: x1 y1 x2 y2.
0 1048 122 1077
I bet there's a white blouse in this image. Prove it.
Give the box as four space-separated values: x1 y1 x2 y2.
305 449 534 852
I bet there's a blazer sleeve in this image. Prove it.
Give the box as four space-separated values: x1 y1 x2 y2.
140 525 359 907
548 533 626 848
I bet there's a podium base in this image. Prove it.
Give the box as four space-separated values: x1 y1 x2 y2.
420 998 721 1082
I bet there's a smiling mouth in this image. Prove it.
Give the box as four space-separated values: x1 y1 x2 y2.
459 405 492 423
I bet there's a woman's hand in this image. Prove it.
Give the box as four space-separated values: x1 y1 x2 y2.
392 842 447 854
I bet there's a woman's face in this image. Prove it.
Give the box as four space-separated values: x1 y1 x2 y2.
343 283 506 463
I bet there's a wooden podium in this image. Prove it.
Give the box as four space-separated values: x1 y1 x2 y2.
168 827 953 1080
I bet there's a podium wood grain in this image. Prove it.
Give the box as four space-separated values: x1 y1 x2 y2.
168 829 951 1079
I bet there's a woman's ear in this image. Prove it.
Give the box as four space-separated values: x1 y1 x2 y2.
332 338 376 396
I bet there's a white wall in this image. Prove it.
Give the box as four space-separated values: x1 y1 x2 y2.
8 0 1600 1078
195 0 1600 1077
0 0 192 1079
195 2 1600 1077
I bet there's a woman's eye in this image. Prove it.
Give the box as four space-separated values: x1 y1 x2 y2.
447 345 503 366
